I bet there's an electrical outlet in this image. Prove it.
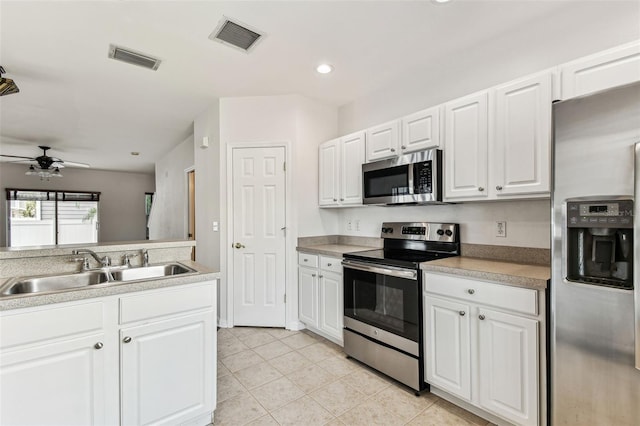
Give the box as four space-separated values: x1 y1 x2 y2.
347 220 352 231
495 221 507 238
355 220 361 232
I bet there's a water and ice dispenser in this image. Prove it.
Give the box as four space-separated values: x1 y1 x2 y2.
566 199 634 289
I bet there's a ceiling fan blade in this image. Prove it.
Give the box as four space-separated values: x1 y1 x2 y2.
0 154 36 160
59 160 90 168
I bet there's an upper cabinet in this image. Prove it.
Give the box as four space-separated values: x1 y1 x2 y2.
319 131 366 207
444 71 554 202
561 40 640 99
366 120 401 162
402 106 441 153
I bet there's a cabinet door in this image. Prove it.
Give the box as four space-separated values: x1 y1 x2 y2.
366 120 400 162
492 72 552 197
401 106 441 153
0 334 107 426
319 139 340 206
298 266 318 327
424 295 472 401
319 270 343 343
340 131 366 205
121 312 214 426
444 91 489 200
478 308 539 426
561 41 640 99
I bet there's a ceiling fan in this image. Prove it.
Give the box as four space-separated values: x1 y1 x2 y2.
1 145 90 178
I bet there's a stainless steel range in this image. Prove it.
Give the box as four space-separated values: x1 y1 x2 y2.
342 222 460 393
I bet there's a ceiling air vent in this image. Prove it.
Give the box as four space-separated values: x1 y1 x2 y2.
108 45 161 71
209 17 264 52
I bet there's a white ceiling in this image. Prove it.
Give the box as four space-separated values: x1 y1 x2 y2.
0 0 638 173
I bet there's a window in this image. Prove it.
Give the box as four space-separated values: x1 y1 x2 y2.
6 189 100 247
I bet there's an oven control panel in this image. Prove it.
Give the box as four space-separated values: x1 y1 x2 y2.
381 222 458 242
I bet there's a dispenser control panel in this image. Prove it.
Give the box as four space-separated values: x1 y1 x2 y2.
567 199 633 228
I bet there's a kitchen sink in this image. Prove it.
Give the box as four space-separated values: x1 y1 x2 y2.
109 263 195 282
0 263 197 297
0 271 111 296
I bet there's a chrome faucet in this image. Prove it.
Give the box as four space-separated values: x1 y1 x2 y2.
72 249 111 268
142 249 149 267
122 253 138 267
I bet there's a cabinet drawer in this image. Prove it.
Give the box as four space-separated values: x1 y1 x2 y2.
120 283 214 324
424 273 537 316
0 301 104 350
320 256 342 273
298 253 318 268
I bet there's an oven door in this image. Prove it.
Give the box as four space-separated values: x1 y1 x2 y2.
342 260 420 342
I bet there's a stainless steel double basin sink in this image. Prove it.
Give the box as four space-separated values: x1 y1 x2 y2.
0 263 197 297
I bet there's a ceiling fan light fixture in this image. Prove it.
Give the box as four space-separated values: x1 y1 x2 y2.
52 167 63 178
0 66 20 96
25 165 37 176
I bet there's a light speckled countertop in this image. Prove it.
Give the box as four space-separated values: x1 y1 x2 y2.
0 260 220 311
421 257 550 290
296 244 374 257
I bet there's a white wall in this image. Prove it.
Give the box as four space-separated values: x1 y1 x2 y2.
149 135 194 240
0 163 155 245
217 94 338 328
334 5 640 249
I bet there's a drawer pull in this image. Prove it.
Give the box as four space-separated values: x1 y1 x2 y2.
94 342 104 350
459 311 466 316
303 259 308 262
311 274 316 277
327 263 332 266
479 314 486 320
467 289 475 295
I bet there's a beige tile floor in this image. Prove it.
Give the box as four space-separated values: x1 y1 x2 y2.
214 327 494 426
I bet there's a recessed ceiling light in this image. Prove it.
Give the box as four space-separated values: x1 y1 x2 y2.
316 64 334 74
432 0 451 3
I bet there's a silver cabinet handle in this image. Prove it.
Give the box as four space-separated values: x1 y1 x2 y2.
327 263 332 266
123 336 132 344
467 289 475 294
401 145 406 149
333 198 337 202
303 259 308 262
496 185 503 190
479 314 486 320
94 342 104 350
478 187 485 192
311 273 316 277
234 243 245 249
318 275 324 278
340 198 344 201
459 311 466 316
390 148 396 152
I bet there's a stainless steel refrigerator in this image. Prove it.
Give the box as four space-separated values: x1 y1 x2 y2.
551 81 640 425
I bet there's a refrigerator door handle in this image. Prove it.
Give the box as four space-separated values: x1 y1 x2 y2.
635 142 640 371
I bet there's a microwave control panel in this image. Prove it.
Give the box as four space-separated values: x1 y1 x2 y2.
413 161 432 194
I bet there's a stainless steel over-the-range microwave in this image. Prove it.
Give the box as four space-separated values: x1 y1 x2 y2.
362 148 443 205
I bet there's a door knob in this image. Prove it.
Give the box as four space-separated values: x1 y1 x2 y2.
123 336 132 343
479 315 486 320
496 185 503 190
459 311 466 316
94 342 104 350
234 243 245 249
478 187 485 192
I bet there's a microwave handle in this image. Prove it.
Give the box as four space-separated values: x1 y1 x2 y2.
408 163 415 195
634 142 639 370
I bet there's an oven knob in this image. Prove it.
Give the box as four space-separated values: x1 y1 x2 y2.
445 230 453 237
436 229 444 236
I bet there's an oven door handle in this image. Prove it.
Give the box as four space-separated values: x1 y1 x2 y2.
341 260 418 280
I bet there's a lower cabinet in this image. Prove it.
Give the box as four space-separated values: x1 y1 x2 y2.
298 253 343 345
424 272 541 426
0 280 217 426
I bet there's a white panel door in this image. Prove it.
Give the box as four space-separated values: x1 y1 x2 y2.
424 295 472 401
121 312 213 426
401 106 441 153
444 91 489 200
232 147 286 326
318 139 340 206
0 334 106 426
478 308 539 426
319 271 343 343
340 131 365 205
493 71 552 197
298 266 318 327
366 120 400 162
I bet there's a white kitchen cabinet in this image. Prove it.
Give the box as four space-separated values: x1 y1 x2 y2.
366 120 401 162
319 131 365 207
444 91 489 200
444 71 554 202
0 332 107 426
297 253 343 345
121 312 214 426
561 40 640 100
478 308 539 426
424 296 471 401
0 281 217 426
424 272 541 426
401 106 441 152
